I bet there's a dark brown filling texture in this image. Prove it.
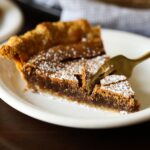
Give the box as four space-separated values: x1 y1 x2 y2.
23 70 139 112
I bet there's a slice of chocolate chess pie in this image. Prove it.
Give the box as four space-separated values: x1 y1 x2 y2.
0 19 139 112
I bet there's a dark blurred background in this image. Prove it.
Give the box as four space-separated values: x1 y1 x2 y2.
12 0 60 33
12 0 150 36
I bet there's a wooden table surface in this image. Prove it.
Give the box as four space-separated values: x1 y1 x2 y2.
0 1 149 150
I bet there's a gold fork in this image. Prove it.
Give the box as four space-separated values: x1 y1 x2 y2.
87 51 150 93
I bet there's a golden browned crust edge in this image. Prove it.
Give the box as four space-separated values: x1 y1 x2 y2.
0 19 102 66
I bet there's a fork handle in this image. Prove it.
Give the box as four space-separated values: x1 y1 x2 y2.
132 51 150 65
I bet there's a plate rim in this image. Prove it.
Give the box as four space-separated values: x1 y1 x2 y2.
0 29 150 129
0 0 23 42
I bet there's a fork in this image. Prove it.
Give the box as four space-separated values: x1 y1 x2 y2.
87 51 150 93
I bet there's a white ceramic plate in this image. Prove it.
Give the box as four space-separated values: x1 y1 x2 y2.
0 0 23 42
0 29 150 129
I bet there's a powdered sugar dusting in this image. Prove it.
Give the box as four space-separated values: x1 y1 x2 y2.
26 42 105 78
37 61 64 73
101 75 127 85
86 55 109 74
49 55 108 81
101 80 135 98
50 71 78 81
32 42 103 63
50 60 83 81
